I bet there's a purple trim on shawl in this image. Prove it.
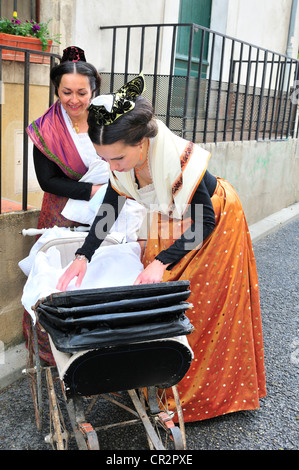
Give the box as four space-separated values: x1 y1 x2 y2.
26 101 87 180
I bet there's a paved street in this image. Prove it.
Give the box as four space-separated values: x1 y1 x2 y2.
0 218 298 451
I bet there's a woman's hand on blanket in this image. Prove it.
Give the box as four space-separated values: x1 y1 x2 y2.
56 257 87 291
133 259 169 285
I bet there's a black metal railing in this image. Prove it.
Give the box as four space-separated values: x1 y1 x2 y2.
0 44 60 214
1 24 299 212
99 23 299 144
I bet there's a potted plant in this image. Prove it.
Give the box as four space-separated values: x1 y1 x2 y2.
0 11 60 64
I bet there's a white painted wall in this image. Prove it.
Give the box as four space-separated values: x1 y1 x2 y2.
226 0 298 58
71 0 180 71
43 1 298 74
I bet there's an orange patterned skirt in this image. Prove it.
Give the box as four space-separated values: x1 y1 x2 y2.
142 178 266 422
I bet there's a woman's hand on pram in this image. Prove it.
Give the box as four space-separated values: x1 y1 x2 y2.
56 256 87 291
133 259 168 285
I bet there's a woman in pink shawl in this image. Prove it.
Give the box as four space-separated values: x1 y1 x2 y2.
23 47 109 364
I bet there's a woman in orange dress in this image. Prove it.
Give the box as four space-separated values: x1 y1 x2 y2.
57 74 266 422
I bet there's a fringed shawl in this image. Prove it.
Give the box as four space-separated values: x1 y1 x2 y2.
109 120 211 219
26 101 87 180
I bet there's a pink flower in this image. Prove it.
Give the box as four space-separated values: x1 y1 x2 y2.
32 24 41 33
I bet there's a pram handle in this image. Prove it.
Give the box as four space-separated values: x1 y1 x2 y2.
21 226 89 236
21 228 46 236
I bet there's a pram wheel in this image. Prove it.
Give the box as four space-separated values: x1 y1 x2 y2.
155 386 186 450
44 367 70 450
25 322 43 432
26 280 193 449
65 395 100 450
45 368 99 450
139 386 186 450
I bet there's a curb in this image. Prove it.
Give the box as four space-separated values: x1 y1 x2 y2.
249 201 299 243
1 201 299 391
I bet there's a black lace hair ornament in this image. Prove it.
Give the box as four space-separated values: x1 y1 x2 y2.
88 73 145 126
61 46 86 63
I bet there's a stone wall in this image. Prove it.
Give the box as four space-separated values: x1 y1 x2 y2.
204 138 299 224
0 210 39 348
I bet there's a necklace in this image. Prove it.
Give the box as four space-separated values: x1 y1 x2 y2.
72 122 80 133
135 157 148 180
65 111 80 133
135 139 150 180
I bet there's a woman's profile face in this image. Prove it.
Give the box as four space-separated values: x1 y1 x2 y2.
93 141 142 173
58 73 92 120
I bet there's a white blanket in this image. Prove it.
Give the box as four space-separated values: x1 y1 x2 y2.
21 238 144 321
19 226 86 277
61 159 109 225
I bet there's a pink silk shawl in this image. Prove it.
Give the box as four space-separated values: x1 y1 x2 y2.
26 100 87 180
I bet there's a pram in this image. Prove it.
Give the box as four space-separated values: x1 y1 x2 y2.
21 229 194 450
